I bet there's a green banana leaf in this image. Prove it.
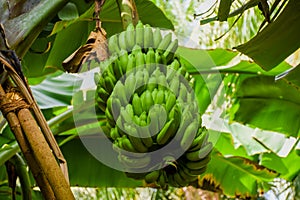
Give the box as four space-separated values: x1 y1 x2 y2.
230 76 300 137
30 72 82 109
199 150 278 198
260 150 300 181
235 0 300 70
61 137 143 187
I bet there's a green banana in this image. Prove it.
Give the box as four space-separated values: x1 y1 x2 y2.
104 76 115 94
135 48 145 68
118 31 127 50
147 76 157 91
185 142 213 162
178 160 207 176
126 54 136 73
157 170 167 189
151 88 158 101
135 21 144 48
142 68 149 86
163 39 178 63
125 23 135 51
118 154 151 169
144 24 153 49
108 34 120 54
120 135 138 152
173 171 189 187
157 32 172 53
144 170 160 184
167 59 180 81
155 89 165 105
188 127 208 152
124 73 136 99
96 96 106 111
165 92 176 112
120 107 133 125
153 28 162 49
177 165 198 183
97 87 110 102
112 59 123 80
138 119 153 148
157 74 167 91
125 124 148 153
180 120 198 150
169 76 180 97
132 93 143 116
118 49 129 74
111 97 122 119
141 90 154 112
156 119 174 145
178 82 188 102
147 105 160 136
145 47 156 74
114 82 128 106
110 127 121 140
184 155 211 170
105 106 116 127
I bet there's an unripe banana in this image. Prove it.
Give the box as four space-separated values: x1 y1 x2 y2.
104 76 115 94
157 32 172 53
97 87 110 102
163 39 178 64
111 97 122 119
169 75 180 97
188 127 208 152
144 24 153 49
118 49 129 74
180 120 198 150
165 92 176 112
153 28 162 49
132 93 143 116
110 127 121 140
156 119 174 145
135 49 145 68
173 171 189 187
185 142 213 161
157 170 167 189
145 170 160 184
147 76 157 91
125 23 135 51
124 124 148 153
142 90 154 112
120 135 138 152
151 88 158 101
114 82 128 106
118 154 151 169
145 47 156 74
124 73 136 100
135 21 144 48
157 74 168 90
96 97 106 111
155 89 165 105
108 34 121 54
138 119 153 148
184 155 211 170
126 54 136 74
112 59 123 80
118 31 127 50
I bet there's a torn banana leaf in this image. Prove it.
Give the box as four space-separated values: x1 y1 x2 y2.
235 0 300 71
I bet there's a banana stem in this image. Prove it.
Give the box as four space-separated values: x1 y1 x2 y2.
116 0 139 29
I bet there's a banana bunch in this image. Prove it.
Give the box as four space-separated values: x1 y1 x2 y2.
94 21 212 188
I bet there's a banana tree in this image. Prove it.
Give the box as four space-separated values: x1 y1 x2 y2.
0 0 299 199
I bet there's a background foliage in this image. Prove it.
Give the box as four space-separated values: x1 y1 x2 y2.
0 0 299 199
